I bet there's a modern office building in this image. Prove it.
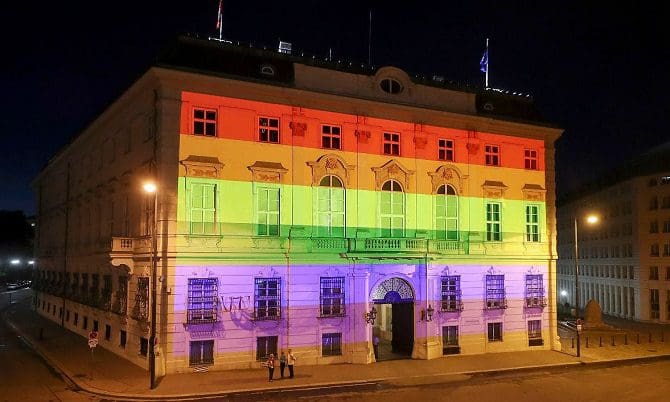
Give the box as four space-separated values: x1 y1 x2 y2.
557 142 670 323
33 36 562 374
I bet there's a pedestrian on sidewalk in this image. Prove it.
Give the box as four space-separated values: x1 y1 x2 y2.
373 334 380 361
279 351 287 378
287 349 296 378
265 353 276 382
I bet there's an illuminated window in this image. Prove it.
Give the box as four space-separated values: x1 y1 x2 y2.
440 276 462 312
650 289 660 319
383 132 400 155
320 277 345 317
486 202 502 241
524 149 538 170
525 275 545 307
528 320 543 346
485 145 500 166
380 78 402 94
321 125 341 149
190 340 214 366
322 333 342 356
187 278 218 324
435 185 458 240
438 139 454 161
485 274 506 309
256 188 280 236
190 183 217 234
316 176 345 237
380 180 404 237
256 336 278 360
259 117 280 143
193 108 217 136
442 326 460 354
525 205 540 242
487 322 503 342
254 278 281 320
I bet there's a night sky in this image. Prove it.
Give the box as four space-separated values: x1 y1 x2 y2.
3 1 668 215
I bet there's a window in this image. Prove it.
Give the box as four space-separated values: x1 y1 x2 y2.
486 202 502 241
436 185 458 240
93 320 99 332
66 310 70 322
651 244 660 257
438 139 454 161
663 196 670 209
140 337 148 357
193 108 216 136
74 313 79 326
650 266 659 280
485 274 506 309
190 183 217 234
650 196 658 210
665 266 670 281
187 278 219 324
442 326 460 354
259 117 280 143
380 180 404 237
120 330 127 348
485 145 500 166
650 220 659 233
256 336 278 360
383 132 400 155
254 278 281 320
322 333 342 356
525 275 545 307
189 340 215 366
320 277 345 317
487 322 503 342
663 220 670 233
83 316 88 330
321 125 341 149
105 325 111 341
650 289 660 319
316 176 345 237
440 276 462 312
256 188 280 236
524 149 538 170
380 78 402 94
134 277 149 321
528 320 543 346
525 205 540 242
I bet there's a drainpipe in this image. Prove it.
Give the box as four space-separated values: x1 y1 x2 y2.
61 162 71 327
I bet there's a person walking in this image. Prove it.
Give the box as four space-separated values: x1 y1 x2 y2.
373 334 380 361
266 353 276 382
279 351 287 379
287 349 296 378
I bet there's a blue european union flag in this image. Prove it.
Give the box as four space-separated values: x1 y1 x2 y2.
480 49 488 73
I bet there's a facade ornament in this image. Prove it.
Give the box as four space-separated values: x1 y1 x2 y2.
307 154 356 187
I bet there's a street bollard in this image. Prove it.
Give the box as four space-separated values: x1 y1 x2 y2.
624 334 628 345
599 336 603 347
571 338 575 348
611 335 615 346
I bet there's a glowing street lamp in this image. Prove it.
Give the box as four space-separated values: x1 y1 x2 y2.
143 181 158 389
10 259 21 265
573 213 600 357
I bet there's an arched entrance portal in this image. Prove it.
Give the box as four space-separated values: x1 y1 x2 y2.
370 277 414 360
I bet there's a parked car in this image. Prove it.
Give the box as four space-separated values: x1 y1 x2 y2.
6 283 21 290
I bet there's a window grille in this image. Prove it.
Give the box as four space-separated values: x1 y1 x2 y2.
440 276 462 312
485 274 506 309
525 274 546 308
190 340 215 366
133 277 149 321
254 278 281 320
322 333 342 356
187 278 219 324
320 277 345 317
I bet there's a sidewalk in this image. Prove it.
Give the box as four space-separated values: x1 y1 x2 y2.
4 296 670 401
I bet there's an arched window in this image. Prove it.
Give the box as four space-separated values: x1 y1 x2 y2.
436 184 458 240
316 175 345 237
380 180 404 237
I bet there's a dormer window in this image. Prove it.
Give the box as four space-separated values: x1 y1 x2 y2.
380 78 403 94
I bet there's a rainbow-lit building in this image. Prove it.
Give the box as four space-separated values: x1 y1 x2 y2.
33 36 562 374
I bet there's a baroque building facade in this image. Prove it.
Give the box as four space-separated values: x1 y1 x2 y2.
557 143 670 323
33 36 562 374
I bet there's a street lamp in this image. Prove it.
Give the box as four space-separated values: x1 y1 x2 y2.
143 181 158 389
573 213 599 357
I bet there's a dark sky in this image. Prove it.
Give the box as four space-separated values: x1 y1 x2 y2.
2 1 669 215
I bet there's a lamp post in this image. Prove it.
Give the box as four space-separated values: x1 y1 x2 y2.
573 213 598 357
143 182 158 389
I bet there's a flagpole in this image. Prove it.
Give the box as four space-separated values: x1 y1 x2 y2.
485 38 489 88
368 9 372 65
217 0 223 41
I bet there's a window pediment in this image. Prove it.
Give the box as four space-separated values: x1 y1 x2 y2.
180 155 225 179
307 154 355 187
522 184 546 201
371 160 414 191
428 165 467 194
482 180 508 198
247 161 288 183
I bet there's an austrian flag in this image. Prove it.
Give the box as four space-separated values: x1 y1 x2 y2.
216 0 223 30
